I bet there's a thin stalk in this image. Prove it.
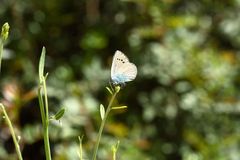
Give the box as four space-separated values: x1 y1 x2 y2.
113 151 116 160
38 47 51 160
38 78 51 160
0 40 3 72
92 91 118 160
43 124 51 160
112 141 119 160
78 136 83 160
43 78 51 160
38 87 46 125
38 87 51 160
0 104 23 160
42 79 49 126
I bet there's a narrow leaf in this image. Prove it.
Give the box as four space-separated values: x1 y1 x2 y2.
39 46 46 81
17 136 21 143
106 87 113 95
112 106 128 110
53 108 65 120
44 72 49 79
100 104 105 120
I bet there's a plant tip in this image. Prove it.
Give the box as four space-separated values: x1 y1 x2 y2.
115 86 121 93
17 136 21 142
1 22 10 41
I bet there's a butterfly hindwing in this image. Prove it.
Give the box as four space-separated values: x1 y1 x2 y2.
111 50 137 85
119 63 137 81
111 50 129 77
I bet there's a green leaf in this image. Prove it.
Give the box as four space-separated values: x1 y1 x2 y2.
112 106 128 110
39 46 46 82
53 108 65 120
106 87 113 95
44 72 49 79
100 104 105 120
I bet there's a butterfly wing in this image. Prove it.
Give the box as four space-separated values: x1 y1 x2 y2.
111 50 137 84
116 62 137 82
111 50 129 77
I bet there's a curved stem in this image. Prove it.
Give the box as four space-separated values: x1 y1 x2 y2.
41 78 52 160
92 91 118 160
0 40 3 72
43 79 49 126
0 104 23 160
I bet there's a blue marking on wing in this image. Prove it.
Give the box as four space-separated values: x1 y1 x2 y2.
111 74 130 84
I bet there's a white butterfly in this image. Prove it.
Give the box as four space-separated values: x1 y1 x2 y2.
111 50 137 85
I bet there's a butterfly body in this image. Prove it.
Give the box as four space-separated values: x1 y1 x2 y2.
111 50 137 86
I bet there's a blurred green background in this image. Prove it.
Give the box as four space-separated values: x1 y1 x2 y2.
1 0 240 160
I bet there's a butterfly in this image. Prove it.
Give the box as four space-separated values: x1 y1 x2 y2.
111 50 137 86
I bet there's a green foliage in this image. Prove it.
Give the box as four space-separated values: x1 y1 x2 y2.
38 47 52 160
99 104 105 120
1 22 9 41
1 0 240 160
52 107 65 120
39 46 46 82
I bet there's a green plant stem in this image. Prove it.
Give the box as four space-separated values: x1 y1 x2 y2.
43 78 49 126
113 151 116 160
112 141 119 160
43 124 51 160
92 91 118 160
0 104 23 160
0 40 3 72
38 87 46 125
42 78 51 160
38 78 51 160
78 136 83 160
